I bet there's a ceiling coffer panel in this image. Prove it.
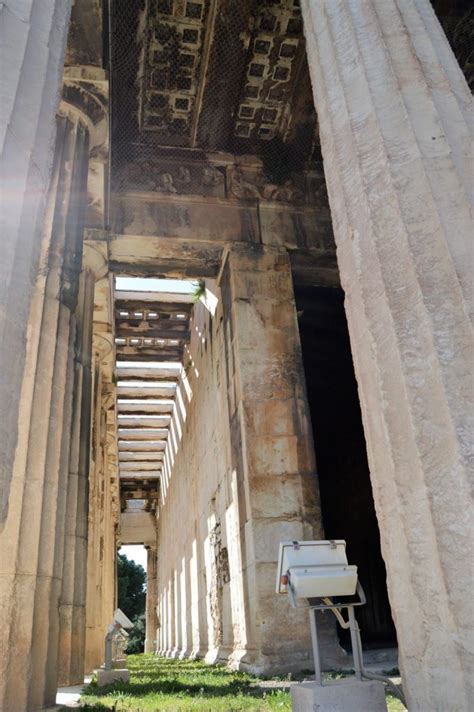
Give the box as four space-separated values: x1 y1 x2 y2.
112 0 317 160
138 0 213 143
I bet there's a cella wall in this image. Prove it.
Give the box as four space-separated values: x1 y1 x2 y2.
154 245 342 673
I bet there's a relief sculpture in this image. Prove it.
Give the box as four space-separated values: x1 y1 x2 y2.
228 164 305 204
116 158 307 204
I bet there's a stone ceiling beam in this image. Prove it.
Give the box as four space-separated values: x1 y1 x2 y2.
116 350 183 363
104 232 223 279
119 471 161 479
115 290 195 304
117 428 169 440
116 365 181 379
120 460 163 471
117 415 171 427
117 386 176 398
117 401 175 414
118 441 167 452
119 452 165 462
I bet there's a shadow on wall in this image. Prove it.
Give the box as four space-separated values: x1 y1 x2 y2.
296 286 397 649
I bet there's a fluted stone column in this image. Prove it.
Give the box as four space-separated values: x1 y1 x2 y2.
58 269 95 686
0 0 72 525
0 110 91 710
84 266 120 672
301 2 473 709
145 547 158 653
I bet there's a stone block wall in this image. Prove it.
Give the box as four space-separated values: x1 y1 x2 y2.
154 246 342 673
156 282 242 662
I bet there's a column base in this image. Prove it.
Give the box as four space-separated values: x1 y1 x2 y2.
144 638 155 654
291 679 387 712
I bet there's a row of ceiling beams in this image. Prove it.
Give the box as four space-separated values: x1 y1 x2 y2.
115 284 194 516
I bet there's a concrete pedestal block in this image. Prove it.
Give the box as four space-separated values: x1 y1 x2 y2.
112 657 128 669
291 679 387 712
96 669 130 687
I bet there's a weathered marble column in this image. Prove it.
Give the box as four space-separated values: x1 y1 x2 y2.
84 267 120 672
300 2 473 709
58 269 95 686
1 108 91 710
0 110 91 710
145 547 158 653
29 118 90 710
218 244 340 673
0 0 72 525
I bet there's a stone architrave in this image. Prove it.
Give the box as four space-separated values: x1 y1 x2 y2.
300 1 473 709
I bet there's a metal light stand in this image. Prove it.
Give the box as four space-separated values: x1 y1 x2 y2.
288 579 367 686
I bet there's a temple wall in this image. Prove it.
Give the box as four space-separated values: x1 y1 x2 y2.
156 285 238 661
155 245 342 673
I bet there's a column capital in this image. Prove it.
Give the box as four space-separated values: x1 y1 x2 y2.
83 239 109 280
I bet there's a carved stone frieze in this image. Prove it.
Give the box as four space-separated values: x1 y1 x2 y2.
228 164 305 204
115 156 311 205
116 158 226 198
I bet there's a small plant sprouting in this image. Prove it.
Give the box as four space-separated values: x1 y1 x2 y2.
192 279 206 303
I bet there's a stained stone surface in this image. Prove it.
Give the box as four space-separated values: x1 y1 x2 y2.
301 1 473 709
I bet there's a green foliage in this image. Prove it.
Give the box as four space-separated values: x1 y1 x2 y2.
117 553 146 621
386 693 407 711
117 553 146 654
192 279 206 303
125 613 146 654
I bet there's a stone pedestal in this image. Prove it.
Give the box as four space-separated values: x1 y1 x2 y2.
291 679 387 712
96 669 130 687
301 1 473 709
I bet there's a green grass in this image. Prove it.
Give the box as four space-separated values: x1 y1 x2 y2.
80 655 290 711
78 654 406 711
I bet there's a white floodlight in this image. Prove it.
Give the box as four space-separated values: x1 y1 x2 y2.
276 540 357 602
113 608 133 629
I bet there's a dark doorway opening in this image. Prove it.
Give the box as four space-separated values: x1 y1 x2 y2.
295 286 397 649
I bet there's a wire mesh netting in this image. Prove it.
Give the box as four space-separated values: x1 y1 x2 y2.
109 0 472 216
433 0 474 91
110 0 322 195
